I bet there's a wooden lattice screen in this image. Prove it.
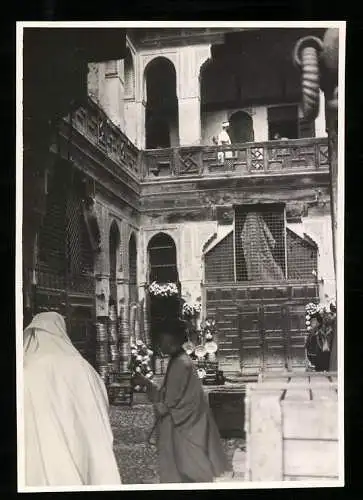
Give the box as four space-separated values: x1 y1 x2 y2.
205 205 318 284
286 228 318 280
38 167 67 276
204 232 234 283
235 204 286 282
34 162 96 364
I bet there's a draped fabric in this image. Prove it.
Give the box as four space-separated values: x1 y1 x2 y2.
148 350 229 483
241 212 285 281
23 312 121 487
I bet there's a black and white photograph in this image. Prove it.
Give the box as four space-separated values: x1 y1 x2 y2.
16 21 345 492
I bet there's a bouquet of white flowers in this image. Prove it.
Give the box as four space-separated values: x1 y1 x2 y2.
129 339 154 392
182 301 202 318
148 281 179 297
202 318 217 341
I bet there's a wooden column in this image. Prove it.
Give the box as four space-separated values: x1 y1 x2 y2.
320 29 339 372
326 105 338 372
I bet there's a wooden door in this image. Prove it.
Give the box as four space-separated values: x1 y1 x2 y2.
285 303 307 371
262 304 289 372
238 304 263 375
238 303 303 374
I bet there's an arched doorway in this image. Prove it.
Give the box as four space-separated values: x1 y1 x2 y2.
147 232 179 353
147 232 178 284
229 111 254 143
129 232 138 303
109 220 120 306
199 56 239 145
144 57 179 149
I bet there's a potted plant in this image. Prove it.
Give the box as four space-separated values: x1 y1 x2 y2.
305 300 336 372
129 340 154 392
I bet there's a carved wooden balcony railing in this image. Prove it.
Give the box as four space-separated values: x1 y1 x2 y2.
141 138 329 180
62 97 140 179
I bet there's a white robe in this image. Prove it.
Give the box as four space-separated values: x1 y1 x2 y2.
23 312 121 487
217 130 233 160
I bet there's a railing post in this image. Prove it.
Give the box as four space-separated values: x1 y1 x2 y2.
198 148 204 175
172 147 179 177
246 145 252 173
263 144 269 172
315 141 320 170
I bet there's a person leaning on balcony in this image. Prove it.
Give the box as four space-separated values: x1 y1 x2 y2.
23 312 122 486
133 318 229 483
217 121 233 164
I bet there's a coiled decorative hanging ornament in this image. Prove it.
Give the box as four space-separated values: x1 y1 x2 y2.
293 36 324 121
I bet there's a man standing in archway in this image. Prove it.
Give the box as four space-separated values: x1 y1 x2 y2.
217 121 233 166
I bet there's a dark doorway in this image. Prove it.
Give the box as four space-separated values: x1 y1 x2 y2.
229 111 254 144
147 233 180 350
145 114 171 149
147 232 178 284
144 57 179 149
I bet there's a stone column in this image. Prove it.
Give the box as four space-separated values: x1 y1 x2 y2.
135 100 147 149
95 273 110 318
94 201 110 318
315 90 328 138
178 97 202 146
177 45 210 146
139 283 151 345
116 277 129 316
103 60 125 130
124 101 137 146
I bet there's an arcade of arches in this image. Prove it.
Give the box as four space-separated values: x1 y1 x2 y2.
141 30 319 149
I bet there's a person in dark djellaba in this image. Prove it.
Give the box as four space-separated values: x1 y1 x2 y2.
133 318 229 483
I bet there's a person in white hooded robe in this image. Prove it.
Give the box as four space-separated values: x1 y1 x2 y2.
23 311 121 487
217 121 233 164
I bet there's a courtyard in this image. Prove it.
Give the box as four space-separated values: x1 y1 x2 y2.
20 24 341 489
110 402 246 484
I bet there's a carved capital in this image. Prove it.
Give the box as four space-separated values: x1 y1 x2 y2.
216 205 234 225
285 202 307 222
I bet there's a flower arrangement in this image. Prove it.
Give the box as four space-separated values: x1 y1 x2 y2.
304 299 336 371
201 318 217 342
148 281 179 297
129 339 154 392
182 301 202 318
305 300 336 331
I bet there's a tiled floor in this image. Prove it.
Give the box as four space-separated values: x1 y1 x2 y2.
110 404 246 484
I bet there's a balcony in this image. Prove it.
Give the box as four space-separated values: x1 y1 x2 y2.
59 97 141 180
140 138 329 181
